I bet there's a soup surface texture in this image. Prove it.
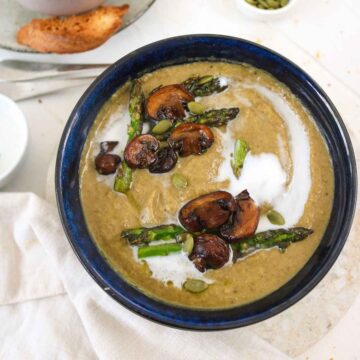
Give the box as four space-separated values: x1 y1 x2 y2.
80 62 334 308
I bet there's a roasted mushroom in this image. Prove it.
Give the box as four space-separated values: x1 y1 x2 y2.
189 234 230 272
179 191 237 232
149 146 178 173
124 134 160 169
220 190 260 243
146 84 194 120
95 141 121 174
100 141 119 153
168 123 214 157
95 153 121 175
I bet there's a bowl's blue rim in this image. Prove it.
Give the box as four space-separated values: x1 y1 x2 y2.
56 34 358 330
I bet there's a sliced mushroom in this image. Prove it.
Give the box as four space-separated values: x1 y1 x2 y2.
124 134 160 169
189 234 229 272
220 190 260 243
95 153 121 175
168 123 214 157
100 141 119 154
179 191 237 232
149 146 178 173
146 84 194 120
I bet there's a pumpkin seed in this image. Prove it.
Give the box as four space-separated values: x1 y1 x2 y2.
198 75 213 85
188 101 206 115
258 0 269 8
171 173 188 189
182 234 194 255
267 0 280 8
152 120 173 134
159 141 169 149
183 279 208 293
266 209 285 225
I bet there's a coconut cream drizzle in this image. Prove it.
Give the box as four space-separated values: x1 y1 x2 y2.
93 106 130 188
132 245 233 288
216 83 311 231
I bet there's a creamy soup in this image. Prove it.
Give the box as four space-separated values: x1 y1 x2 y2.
80 62 334 308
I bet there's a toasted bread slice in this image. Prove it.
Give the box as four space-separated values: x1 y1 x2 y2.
16 5 129 54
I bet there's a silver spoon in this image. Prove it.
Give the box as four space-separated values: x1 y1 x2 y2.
0 77 94 101
0 60 109 82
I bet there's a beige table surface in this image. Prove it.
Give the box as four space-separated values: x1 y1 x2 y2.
1 0 359 358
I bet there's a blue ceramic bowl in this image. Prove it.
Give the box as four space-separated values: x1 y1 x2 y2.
56 35 357 330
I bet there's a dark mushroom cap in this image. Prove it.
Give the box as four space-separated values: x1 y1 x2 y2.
149 146 178 173
168 123 214 157
220 190 260 243
100 141 119 154
179 191 237 232
95 153 121 175
146 84 194 120
189 234 230 272
124 134 160 169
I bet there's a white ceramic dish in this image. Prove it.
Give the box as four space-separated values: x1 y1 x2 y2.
16 0 105 16
0 0 155 53
235 0 298 20
0 94 28 188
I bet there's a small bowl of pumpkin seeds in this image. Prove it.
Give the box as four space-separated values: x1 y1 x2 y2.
236 0 297 20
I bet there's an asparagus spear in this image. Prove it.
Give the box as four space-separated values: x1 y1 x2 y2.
150 108 239 141
128 80 145 141
233 227 314 256
184 108 239 127
182 75 228 97
122 224 185 245
231 139 249 178
114 80 145 193
138 243 182 258
114 162 133 193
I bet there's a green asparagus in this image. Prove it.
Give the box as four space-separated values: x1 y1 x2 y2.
232 227 314 256
114 80 145 193
137 243 182 258
122 224 186 245
114 162 132 193
151 108 239 141
182 75 228 97
127 80 145 141
184 108 240 127
231 139 249 178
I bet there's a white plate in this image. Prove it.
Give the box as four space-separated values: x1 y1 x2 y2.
0 0 155 53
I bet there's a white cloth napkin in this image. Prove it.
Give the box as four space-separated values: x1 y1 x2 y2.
0 193 291 360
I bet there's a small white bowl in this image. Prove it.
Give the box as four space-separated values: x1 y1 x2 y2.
0 94 28 189
16 0 105 16
235 0 298 20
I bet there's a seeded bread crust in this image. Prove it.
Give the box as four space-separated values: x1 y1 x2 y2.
16 5 129 54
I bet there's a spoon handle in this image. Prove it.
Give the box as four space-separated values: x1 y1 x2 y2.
0 77 94 101
0 60 109 82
